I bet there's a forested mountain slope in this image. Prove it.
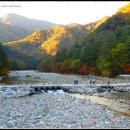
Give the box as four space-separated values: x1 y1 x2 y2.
3 3 130 77
3 24 91 69
54 3 130 77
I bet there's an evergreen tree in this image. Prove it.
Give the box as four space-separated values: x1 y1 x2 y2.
0 44 10 75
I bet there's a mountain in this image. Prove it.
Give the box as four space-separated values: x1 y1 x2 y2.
2 15 111 71
53 3 130 77
116 3 130 14
0 13 56 43
3 3 130 77
3 23 91 69
0 13 56 32
0 22 30 43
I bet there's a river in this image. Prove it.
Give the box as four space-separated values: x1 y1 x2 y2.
0 70 130 116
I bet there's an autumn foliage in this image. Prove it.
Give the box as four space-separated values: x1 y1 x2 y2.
121 64 130 73
2 3 130 78
78 64 89 75
1 68 10 75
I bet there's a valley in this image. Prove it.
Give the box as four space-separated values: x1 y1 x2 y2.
0 2 130 129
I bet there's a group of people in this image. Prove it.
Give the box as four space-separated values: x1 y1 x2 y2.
74 79 110 85
74 80 96 85
89 80 95 85
89 80 110 85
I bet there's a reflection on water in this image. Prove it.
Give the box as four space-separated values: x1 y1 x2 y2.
0 77 12 84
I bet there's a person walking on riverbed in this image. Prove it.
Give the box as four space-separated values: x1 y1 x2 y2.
89 80 92 85
92 80 95 85
74 80 78 85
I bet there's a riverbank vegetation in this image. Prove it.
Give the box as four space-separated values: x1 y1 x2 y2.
0 44 10 75
2 3 130 78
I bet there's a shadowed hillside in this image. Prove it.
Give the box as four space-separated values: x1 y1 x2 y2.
0 13 56 43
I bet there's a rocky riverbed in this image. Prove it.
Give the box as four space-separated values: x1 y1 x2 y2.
0 70 130 128
1 70 130 85
0 93 130 129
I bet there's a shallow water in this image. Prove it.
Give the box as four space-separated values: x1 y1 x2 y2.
45 90 65 94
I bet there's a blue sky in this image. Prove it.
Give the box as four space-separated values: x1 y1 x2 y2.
0 1 129 25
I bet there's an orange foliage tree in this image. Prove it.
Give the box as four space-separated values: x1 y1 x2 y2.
121 64 130 73
56 60 69 74
1 67 10 75
78 64 89 75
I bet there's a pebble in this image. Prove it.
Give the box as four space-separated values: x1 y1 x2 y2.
0 71 130 128
0 94 129 128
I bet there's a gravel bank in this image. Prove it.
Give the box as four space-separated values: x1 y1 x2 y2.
7 70 130 85
0 93 130 129
0 70 130 128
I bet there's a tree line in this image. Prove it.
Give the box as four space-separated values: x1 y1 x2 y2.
0 44 10 75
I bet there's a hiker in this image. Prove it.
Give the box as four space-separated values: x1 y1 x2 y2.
92 80 95 85
74 80 77 85
89 80 92 85
74 80 78 85
76 80 78 84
